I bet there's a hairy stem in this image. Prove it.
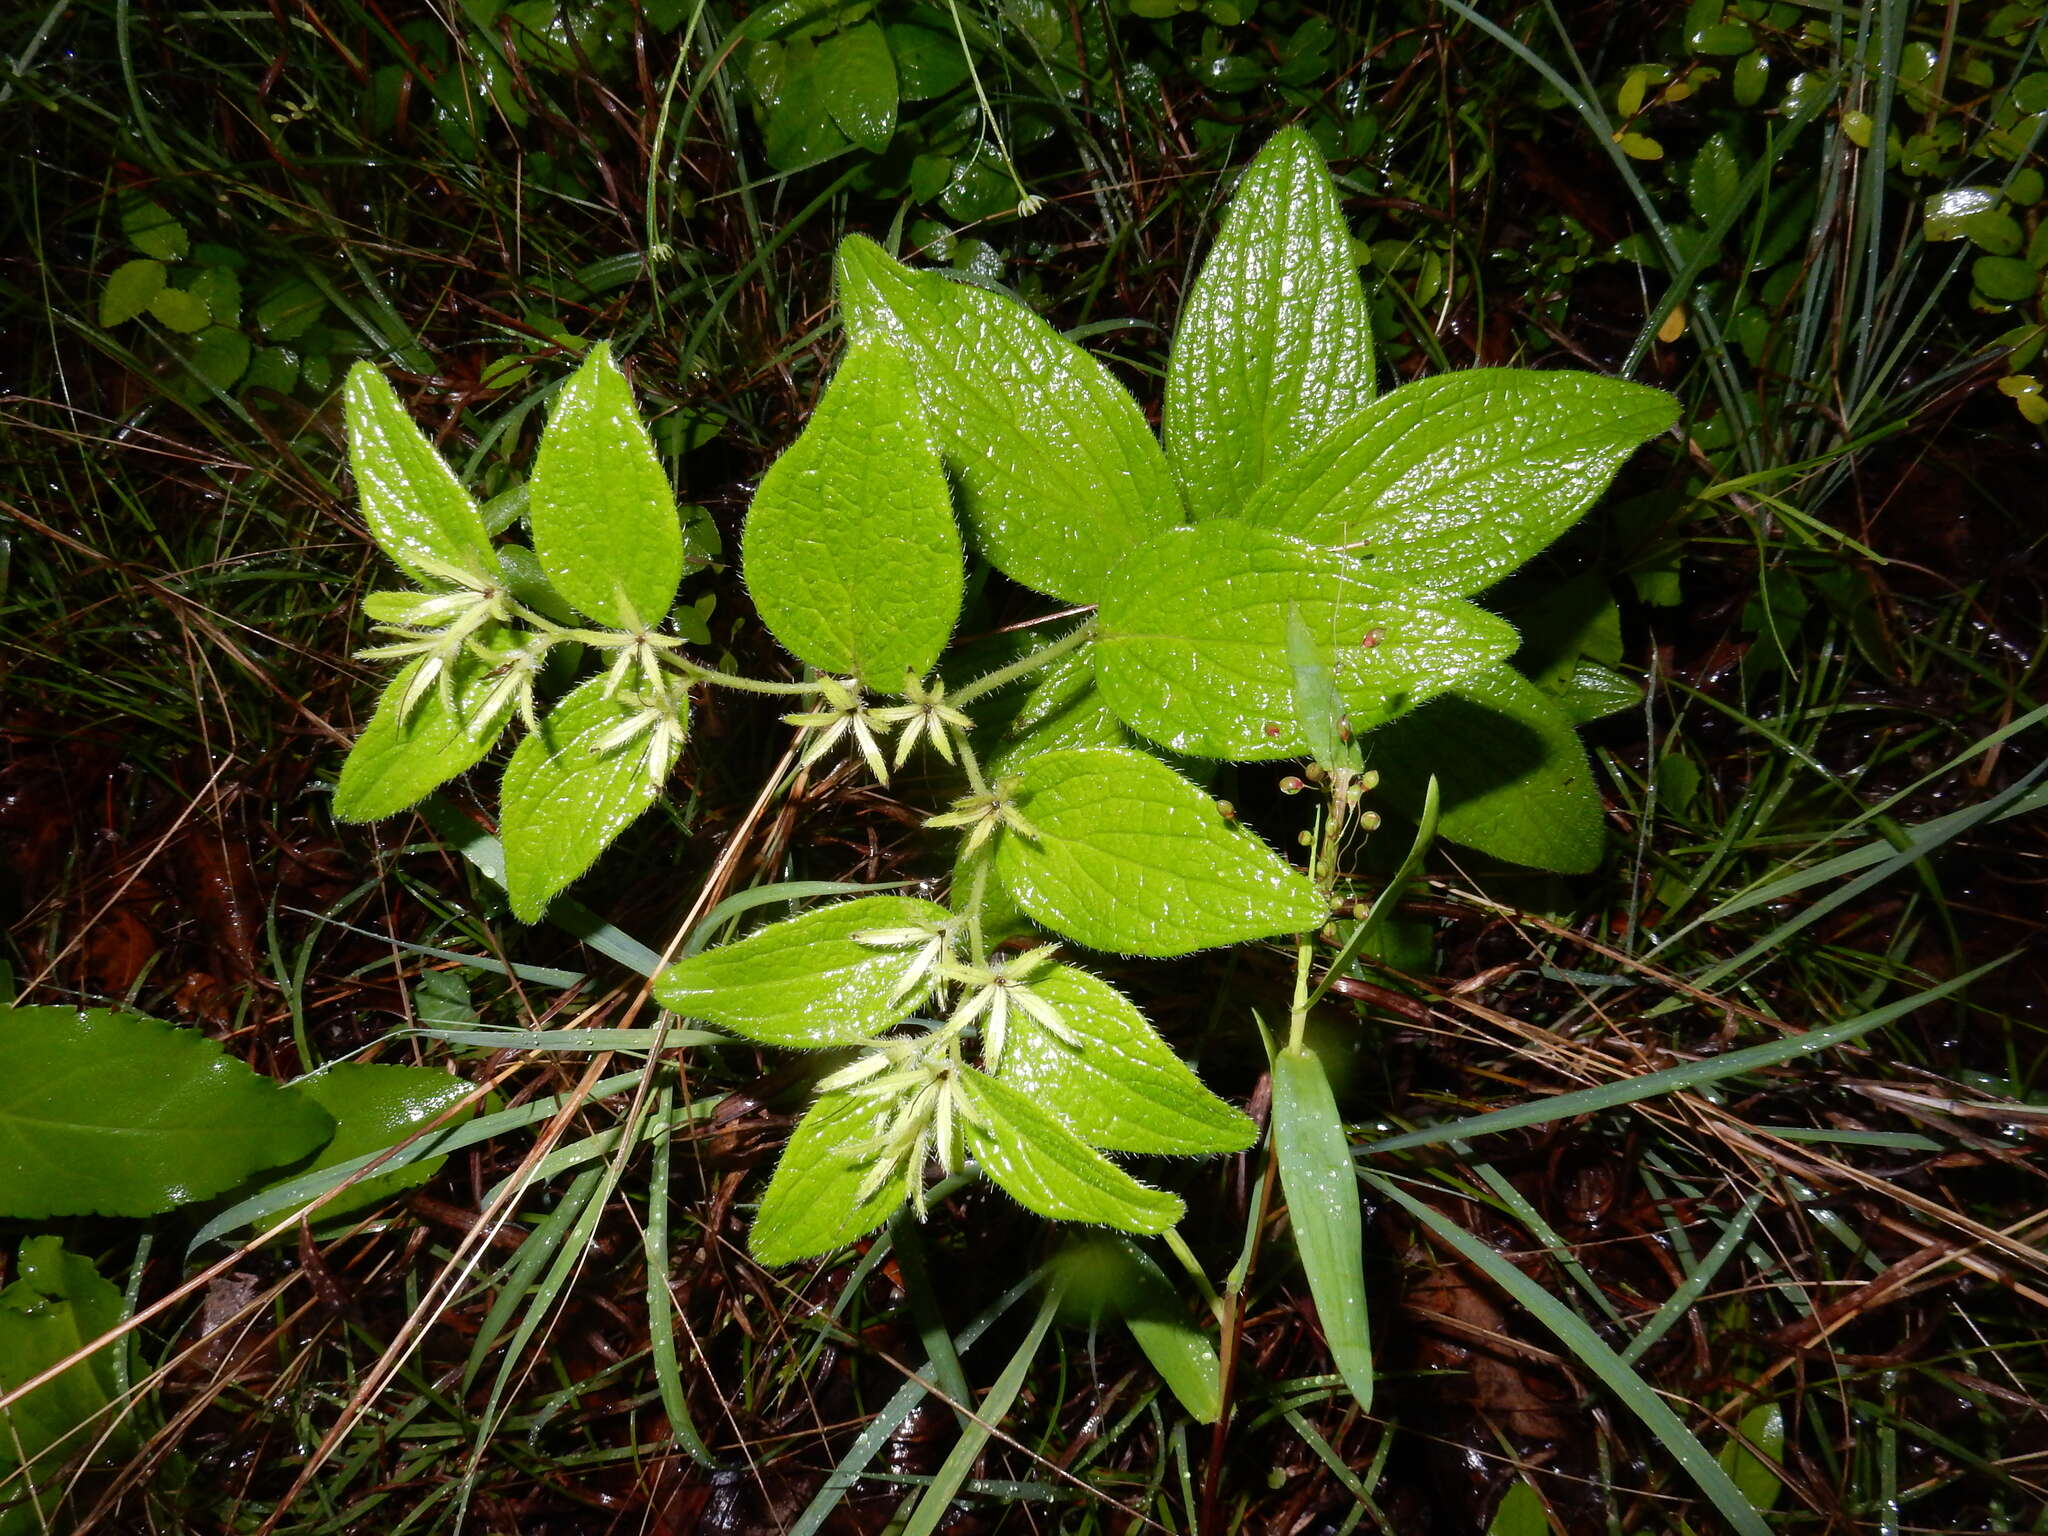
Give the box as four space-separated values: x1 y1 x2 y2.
948 619 1096 708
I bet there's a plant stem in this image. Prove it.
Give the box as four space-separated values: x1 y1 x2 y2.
1163 1227 1224 1324
668 657 824 696
953 731 990 798
948 619 1096 708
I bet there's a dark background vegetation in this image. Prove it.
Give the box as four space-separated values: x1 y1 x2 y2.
3 0 2046 1531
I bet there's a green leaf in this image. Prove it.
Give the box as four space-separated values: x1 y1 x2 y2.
997 964 1255 1154
529 342 683 629
1272 1045 1372 1413
343 361 498 585
1554 660 1639 723
743 341 960 684
186 325 251 393
1109 1238 1222 1423
121 196 188 261
1688 133 1743 224
186 264 242 327
1719 1402 1786 1511
960 1070 1183 1234
500 674 685 922
1239 369 1678 596
819 21 897 152
750 1090 904 1264
992 748 1326 956
0 1237 130 1472
1363 664 1605 873
834 236 1182 604
146 286 211 334
653 895 954 1046
99 258 166 326
0 1008 335 1219
1095 522 1519 759
332 650 519 823
1165 126 1375 520
746 37 853 172
987 645 1132 772
277 1063 480 1219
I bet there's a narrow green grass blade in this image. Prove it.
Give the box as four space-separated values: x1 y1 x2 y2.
788 1268 1045 1536
1365 957 2002 1156
893 1215 974 1429
405 1026 725 1052
1272 1046 1373 1414
1362 1171 1773 1536
1306 774 1438 1011
1621 1188 1767 1366
283 906 586 988
645 1080 716 1466
681 878 911 957
461 1166 602 1393
899 1284 1061 1536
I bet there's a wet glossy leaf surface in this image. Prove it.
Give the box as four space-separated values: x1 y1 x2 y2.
500 674 684 921
344 361 498 585
993 748 1327 956
0 1237 130 1470
1165 126 1375 520
1095 521 1519 758
277 1062 479 1218
1240 368 1678 595
750 1089 903 1265
961 1069 1183 1234
0 1008 335 1219
996 963 1255 1154
743 341 960 684
835 236 1182 604
332 650 518 823
653 895 953 1046
529 342 683 629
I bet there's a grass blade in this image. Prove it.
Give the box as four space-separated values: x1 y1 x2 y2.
1272 1045 1373 1414
1365 956 2004 1156
1361 1171 1773 1536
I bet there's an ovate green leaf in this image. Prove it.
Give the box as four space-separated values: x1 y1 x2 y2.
987 644 1131 773
500 674 685 922
1363 664 1605 873
278 1063 479 1218
1165 126 1375 519
992 748 1326 956
344 362 498 584
1239 369 1677 597
1272 1045 1372 1412
0 1237 130 1471
1110 1237 1223 1423
960 1070 1183 1234
652 895 954 1046
750 1090 903 1264
835 236 1182 604
998 964 1254 1154
121 196 188 261
819 21 897 151
743 342 960 684
0 1008 335 1219
332 649 519 823
1095 522 1518 759
529 342 683 629
1719 1402 1787 1512
99 259 166 327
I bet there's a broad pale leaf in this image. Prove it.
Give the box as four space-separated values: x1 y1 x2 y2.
1165 126 1375 519
0 1238 130 1469
652 895 954 1046
277 1063 480 1219
1362 664 1605 873
1272 1045 1373 1412
344 362 498 584
1094 522 1518 759
992 748 1326 956
834 236 1182 604
959 1070 1183 1234
998 965 1254 1154
1239 369 1678 596
529 342 683 629
743 342 960 684
986 644 1131 773
0 1008 335 1220
500 674 685 921
750 1089 904 1264
332 648 519 823
100 258 167 327
819 21 897 151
